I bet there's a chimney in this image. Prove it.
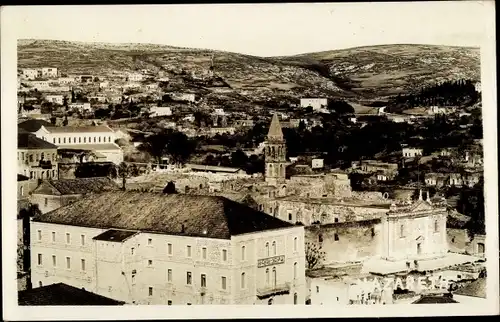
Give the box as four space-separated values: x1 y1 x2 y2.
418 189 423 201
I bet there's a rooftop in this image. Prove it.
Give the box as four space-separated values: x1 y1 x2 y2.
18 132 58 150
267 113 284 141
18 119 52 132
454 277 486 298
44 125 114 133
18 283 125 306
57 143 121 151
32 177 120 195
412 293 458 304
32 191 296 240
186 164 243 173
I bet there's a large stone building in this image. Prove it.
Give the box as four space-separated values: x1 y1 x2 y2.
30 191 306 305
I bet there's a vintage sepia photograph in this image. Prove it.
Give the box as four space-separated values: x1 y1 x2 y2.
1 2 498 320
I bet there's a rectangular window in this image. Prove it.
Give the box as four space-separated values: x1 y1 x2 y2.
52 255 56 267
66 257 71 269
37 230 42 241
222 249 227 262
66 233 71 244
51 232 56 242
131 247 135 255
81 234 85 246
148 287 153 296
148 238 152 246
201 274 207 287
44 198 48 207
187 272 192 285
168 300 172 305
63 138 66 144
202 247 207 260
37 253 43 266
131 270 136 284
187 245 192 258
148 260 153 267
167 269 172 282
81 259 86 271
221 276 227 290
167 243 172 255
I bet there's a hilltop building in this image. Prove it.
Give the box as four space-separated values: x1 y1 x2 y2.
30 191 306 305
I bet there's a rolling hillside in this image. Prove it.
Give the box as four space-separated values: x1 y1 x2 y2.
18 40 480 105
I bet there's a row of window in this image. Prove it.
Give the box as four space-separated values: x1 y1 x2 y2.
135 269 229 291
30 169 56 180
37 230 86 245
37 254 85 271
399 220 440 238
52 136 112 145
19 152 56 163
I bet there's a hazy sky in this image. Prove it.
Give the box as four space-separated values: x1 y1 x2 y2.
5 2 493 56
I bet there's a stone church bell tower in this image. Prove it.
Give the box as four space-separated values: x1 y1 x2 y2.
265 113 287 186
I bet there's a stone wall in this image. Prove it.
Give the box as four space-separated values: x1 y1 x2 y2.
305 220 382 265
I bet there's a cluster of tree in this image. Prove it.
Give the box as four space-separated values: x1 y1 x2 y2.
138 129 197 165
202 150 264 174
326 99 355 115
456 177 485 238
74 162 117 179
387 79 479 112
305 242 326 270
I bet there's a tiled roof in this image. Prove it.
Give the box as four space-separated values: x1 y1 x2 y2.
412 294 458 304
454 278 486 298
18 119 52 132
18 132 58 150
18 283 125 306
18 174 29 181
34 177 120 195
33 191 295 240
45 125 114 133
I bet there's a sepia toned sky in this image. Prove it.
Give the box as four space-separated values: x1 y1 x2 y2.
5 2 493 56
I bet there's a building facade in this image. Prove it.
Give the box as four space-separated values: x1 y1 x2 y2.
30 192 306 305
18 131 59 180
300 98 328 111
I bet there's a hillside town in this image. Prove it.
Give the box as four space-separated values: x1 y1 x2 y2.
16 55 486 307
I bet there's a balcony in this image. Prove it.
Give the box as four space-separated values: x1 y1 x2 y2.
256 283 291 299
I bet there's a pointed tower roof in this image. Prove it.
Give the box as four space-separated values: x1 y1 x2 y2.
267 113 284 141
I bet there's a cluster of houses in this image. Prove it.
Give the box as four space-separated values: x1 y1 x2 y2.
16 112 486 306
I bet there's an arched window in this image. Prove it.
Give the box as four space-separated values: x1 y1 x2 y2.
293 262 298 279
434 219 439 232
294 292 298 305
83 137 86 143
272 241 277 256
294 237 298 252
240 272 246 289
265 242 269 257
241 245 246 261
265 268 270 285
318 234 323 243
334 233 339 241
272 267 277 286
41 152 44 160
400 224 405 238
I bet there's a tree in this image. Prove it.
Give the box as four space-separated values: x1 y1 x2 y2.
230 149 248 168
165 131 196 165
117 162 130 190
305 242 326 269
163 181 177 194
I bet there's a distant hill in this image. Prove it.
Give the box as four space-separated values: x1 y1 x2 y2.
276 44 480 100
18 40 480 105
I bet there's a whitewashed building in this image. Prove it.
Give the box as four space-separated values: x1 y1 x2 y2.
300 98 328 111
402 147 423 158
33 125 123 164
41 67 58 78
30 191 306 305
45 95 65 105
21 69 40 80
